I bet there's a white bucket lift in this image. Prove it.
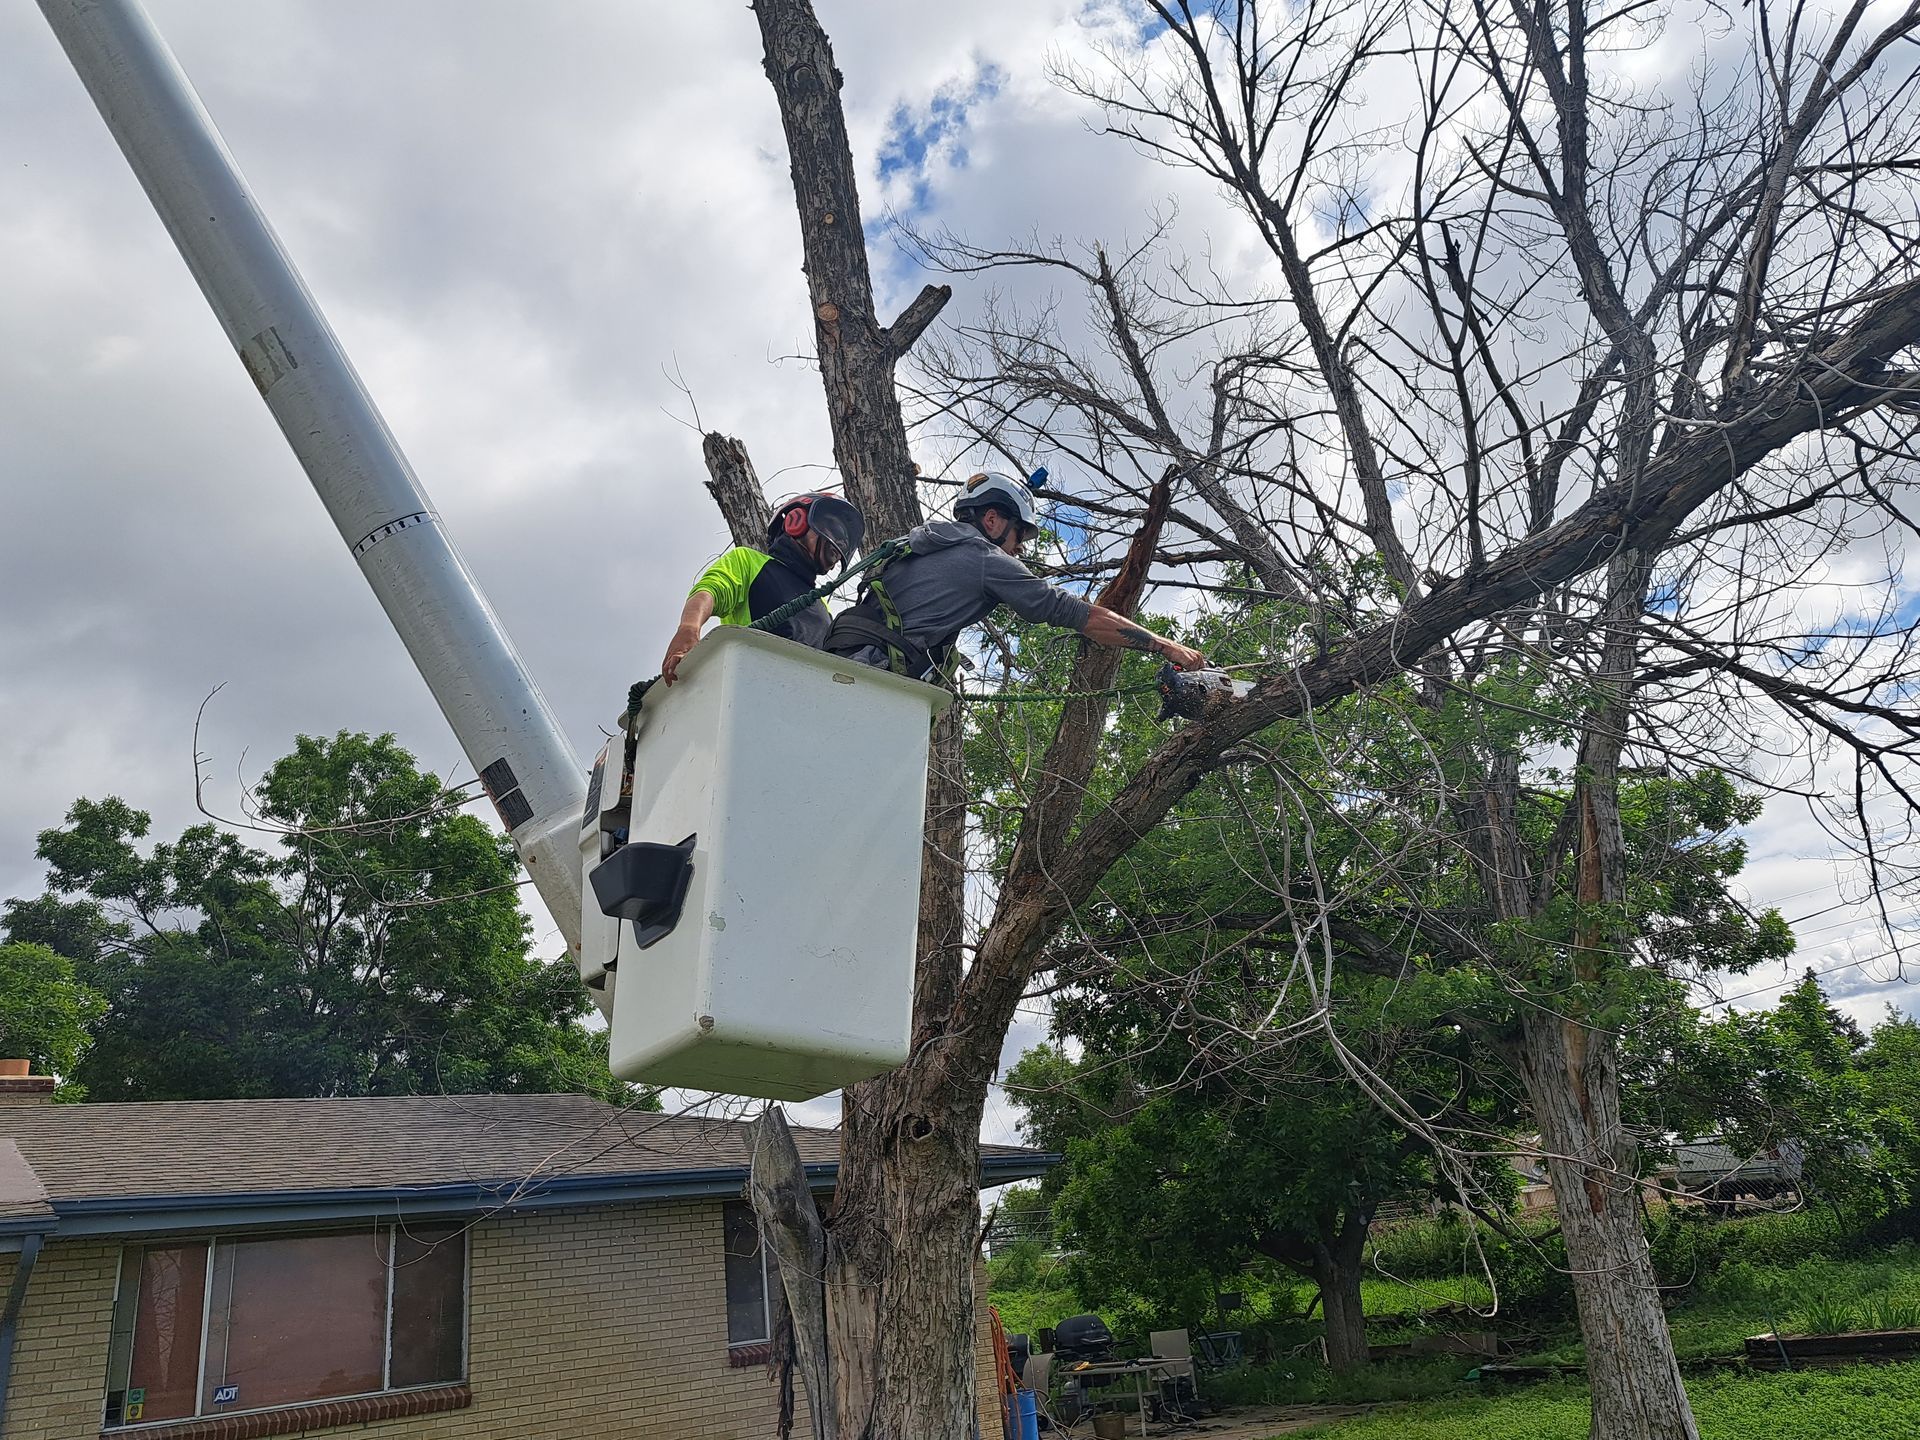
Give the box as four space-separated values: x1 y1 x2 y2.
580 628 951 1100
39 0 946 1104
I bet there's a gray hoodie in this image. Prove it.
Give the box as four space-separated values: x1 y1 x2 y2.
837 521 1093 673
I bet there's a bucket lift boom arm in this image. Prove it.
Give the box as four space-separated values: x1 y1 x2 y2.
39 0 595 996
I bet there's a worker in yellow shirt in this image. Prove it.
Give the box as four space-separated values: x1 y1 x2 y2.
661 492 865 684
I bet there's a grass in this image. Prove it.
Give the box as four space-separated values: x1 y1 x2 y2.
1279 1363 1920 1439
1208 1354 1474 1409
1511 1246 1920 1366
989 1214 1920 1433
1359 1271 1494 1319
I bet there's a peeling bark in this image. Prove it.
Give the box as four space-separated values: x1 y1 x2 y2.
1520 1011 1697 1440
749 1108 834 1440
701 432 773 547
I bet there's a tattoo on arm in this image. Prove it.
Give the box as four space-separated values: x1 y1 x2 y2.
1116 622 1161 653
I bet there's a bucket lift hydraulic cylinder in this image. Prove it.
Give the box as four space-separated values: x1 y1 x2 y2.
39 0 589 967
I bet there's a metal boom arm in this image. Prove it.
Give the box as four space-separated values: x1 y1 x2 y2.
40 0 589 967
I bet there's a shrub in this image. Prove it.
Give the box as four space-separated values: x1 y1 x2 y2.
988 1240 1046 1292
1481 1225 1577 1320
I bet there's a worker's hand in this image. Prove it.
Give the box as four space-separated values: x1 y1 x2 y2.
661 622 703 686
1158 638 1208 672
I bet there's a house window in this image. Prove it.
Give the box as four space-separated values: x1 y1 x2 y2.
101 1225 465 1426
721 1201 774 1347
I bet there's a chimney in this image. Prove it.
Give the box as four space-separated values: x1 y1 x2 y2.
0 1061 55 1106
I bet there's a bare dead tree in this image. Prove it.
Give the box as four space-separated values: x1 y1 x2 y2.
726 2 1920 1438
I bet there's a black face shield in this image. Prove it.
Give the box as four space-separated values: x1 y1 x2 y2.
800 494 866 570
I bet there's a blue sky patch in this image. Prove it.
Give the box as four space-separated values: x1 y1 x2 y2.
874 64 1006 222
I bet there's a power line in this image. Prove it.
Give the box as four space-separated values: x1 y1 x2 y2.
1701 947 1917 1008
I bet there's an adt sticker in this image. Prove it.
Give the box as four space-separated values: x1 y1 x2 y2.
213 1384 240 1404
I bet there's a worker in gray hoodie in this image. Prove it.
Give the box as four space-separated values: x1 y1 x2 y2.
823 472 1207 681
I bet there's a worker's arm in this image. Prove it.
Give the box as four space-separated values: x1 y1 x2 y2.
1080 605 1207 671
664 548 766 684
661 590 716 685
981 548 1208 671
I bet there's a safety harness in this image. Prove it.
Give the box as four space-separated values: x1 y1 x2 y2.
822 543 961 683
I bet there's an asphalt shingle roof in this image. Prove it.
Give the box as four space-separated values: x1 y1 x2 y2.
0 1139 53 1222
0 1094 1043 1213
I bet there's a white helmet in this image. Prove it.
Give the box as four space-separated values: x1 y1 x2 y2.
953 472 1039 535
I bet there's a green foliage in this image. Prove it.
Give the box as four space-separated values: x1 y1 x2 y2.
1206 1354 1471 1408
1369 1211 1563 1286
1284 1366 1920 1440
1 733 641 1105
0 941 104 1097
1646 978 1920 1216
1796 1292 1859 1334
1866 1295 1920 1331
984 1247 1080 1340
987 1240 1047 1292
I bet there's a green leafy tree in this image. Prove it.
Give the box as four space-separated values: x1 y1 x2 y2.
0 941 105 1098
1651 976 1917 1215
1011 994 1516 1373
2 733 640 1104
994 608 1800 1371
993 633 1523 1371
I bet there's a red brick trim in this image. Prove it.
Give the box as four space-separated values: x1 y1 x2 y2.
0 1077 55 1099
728 1341 775 1368
102 1384 470 1439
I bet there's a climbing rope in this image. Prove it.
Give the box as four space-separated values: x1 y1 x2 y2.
745 536 911 636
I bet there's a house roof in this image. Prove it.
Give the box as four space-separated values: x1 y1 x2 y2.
0 1141 53 1225
0 1094 1054 1240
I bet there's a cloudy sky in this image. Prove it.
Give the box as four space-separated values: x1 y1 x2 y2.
2 1 1912 1141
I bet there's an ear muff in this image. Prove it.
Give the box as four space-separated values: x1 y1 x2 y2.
780 503 811 539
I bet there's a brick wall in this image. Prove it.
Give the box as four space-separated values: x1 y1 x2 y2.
973 1253 1003 1440
0 1236 121 1440
0 1202 811 1440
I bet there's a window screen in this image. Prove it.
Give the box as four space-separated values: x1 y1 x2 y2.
201 1231 389 1410
391 1227 467 1389
102 1225 465 1426
104 1241 209 1424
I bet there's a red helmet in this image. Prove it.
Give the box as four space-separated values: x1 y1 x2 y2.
767 492 866 571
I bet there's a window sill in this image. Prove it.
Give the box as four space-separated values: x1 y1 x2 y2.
728 1342 774 1368
103 1384 470 1439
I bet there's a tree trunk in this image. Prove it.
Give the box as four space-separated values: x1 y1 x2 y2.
751 0 946 545
1312 1212 1371 1374
1541 550 1698 1440
751 1108 835 1440
826 1061 988 1439
1520 1009 1698 1440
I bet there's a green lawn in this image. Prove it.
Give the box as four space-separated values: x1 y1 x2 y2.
988 1227 1920 1434
1281 1364 1920 1439
1512 1247 1920 1366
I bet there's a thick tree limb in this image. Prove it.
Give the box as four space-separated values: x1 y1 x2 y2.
884 283 953 361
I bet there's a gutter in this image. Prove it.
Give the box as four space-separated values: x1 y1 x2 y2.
0 1231 45 1440
46 1152 1060 1237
